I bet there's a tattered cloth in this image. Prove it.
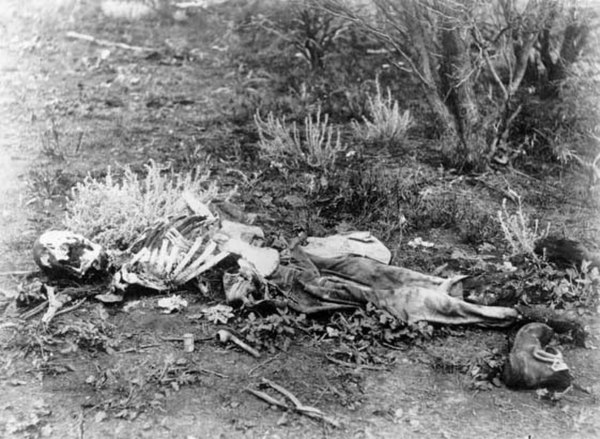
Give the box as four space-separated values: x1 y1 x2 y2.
32 218 519 327
268 244 519 327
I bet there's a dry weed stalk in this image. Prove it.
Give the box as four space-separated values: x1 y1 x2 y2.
65 161 233 248
40 119 84 160
497 196 549 257
352 78 412 144
254 107 344 170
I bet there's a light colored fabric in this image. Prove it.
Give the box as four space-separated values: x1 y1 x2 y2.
301 232 392 264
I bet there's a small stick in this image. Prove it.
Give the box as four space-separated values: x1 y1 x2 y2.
262 378 308 413
325 354 387 371
248 353 281 376
120 343 161 353
78 407 84 439
20 300 49 320
246 384 340 427
195 367 228 379
54 298 87 318
65 31 156 52
0 270 35 276
245 388 288 410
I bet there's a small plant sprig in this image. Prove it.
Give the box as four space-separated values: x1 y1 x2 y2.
352 78 412 145
497 195 549 257
40 118 84 161
254 107 344 170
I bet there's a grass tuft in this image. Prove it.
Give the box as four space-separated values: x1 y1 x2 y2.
497 196 549 257
254 107 345 170
352 78 412 145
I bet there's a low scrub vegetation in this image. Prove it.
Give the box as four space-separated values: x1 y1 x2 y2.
497 197 549 257
64 161 232 249
352 78 412 146
254 107 345 170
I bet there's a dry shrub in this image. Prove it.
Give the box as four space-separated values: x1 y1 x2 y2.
497 197 549 257
352 78 412 145
64 161 233 249
254 107 345 170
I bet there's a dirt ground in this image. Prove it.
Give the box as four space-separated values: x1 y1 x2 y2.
1 1 600 438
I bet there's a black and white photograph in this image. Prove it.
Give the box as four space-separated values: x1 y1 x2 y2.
0 0 599 437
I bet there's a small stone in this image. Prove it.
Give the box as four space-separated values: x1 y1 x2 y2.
94 411 107 423
40 424 53 437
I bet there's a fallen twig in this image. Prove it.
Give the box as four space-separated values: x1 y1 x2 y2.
195 367 228 378
246 378 340 427
248 353 281 377
54 298 87 318
160 335 214 343
0 270 35 276
246 387 288 409
77 407 84 439
120 343 161 354
263 378 340 426
66 31 156 52
20 300 48 320
325 354 388 371
379 341 404 351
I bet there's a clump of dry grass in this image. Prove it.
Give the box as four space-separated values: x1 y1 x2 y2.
64 161 232 249
352 78 412 144
39 118 84 161
254 107 344 170
497 197 549 257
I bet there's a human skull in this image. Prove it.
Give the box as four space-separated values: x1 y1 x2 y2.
33 231 108 279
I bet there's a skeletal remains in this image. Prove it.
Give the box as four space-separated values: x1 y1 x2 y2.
33 230 108 279
32 199 587 390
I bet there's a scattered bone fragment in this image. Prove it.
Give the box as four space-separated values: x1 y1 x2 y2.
216 329 260 358
157 295 188 314
41 286 67 325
